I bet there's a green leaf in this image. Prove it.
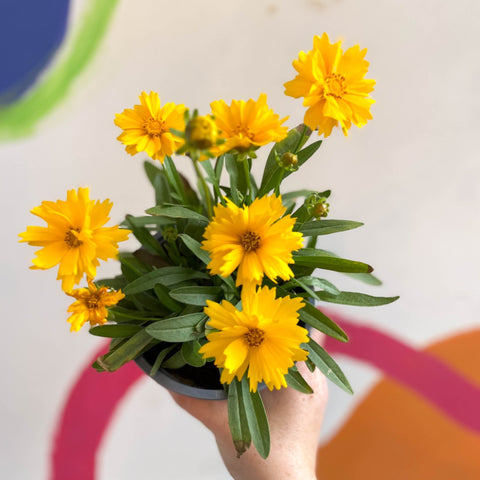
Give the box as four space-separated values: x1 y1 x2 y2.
285 366 314 394
123 267 210 295
124 215 166 256
163 156 189 205
304 339 353 394
293 251 373 274
299 301 348 342
287 276 340 296
227 379 251 457
145 205 209 223
121 215 174 228
181 340 206 367
108 306 165 322
240 377 270 459
94 329 154 372
296 219 363 236
154 284 184 313
144 161 172 206
259 125 314 196
344 272 383 286
296 139 322 165
281 189 317 202
162 349 187 369
145 312 207 342
89 324 143 338
150 344 176 376
169 286 223 306
225 154 243 204
178 233 211 265
315 291 399 307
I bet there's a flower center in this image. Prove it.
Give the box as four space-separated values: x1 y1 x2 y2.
64 228 82 248
145 118 165 136
87 298 99 310
244 327 265 347
240 231 261 252
324 73 346 99
232 124 254 140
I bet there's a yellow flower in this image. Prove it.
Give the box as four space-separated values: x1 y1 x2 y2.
66 281 124 332
199 284 309 392
210 94 288 155
114 91 186 163
201 195 303 286
284 33 375 137
19 188 131 292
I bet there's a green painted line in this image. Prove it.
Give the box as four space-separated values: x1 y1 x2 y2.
0 0 120 140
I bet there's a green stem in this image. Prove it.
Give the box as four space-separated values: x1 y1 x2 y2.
243 158 253 204
192 158 214 217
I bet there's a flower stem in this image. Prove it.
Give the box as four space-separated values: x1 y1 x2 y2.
243 157 253 204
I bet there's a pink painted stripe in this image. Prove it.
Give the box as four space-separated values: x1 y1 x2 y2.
49 343 143 480
324 311 480 433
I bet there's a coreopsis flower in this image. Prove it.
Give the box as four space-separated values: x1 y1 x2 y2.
199 284 309 392
210 94 288 155
284 33 375 137
114 91 186 162
201 195 303 286
66 281 124 332
19 188 130 292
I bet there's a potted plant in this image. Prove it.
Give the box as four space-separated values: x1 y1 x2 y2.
19 33 397 458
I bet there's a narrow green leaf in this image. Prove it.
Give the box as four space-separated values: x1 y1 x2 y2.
121 215 174 228
240 377 270 459
228 379 251 457
163 156 189 205
299 301 348 342
225 154 243 204
315 291 399 307
345 272 383 286
181 340 206 367
150 344 176 376
89 324 143 338
296 219 363 236
145 205 208 223
296 139 322 165
169 286 223 306
123 267 210 295
154 284 184 313
281 189 317 202
260 125 312 196
124 215 166 256
304 339 353 394
109 306 165 321
94 329 154 372
293 252 373 274
285 366 314 394
162 349 187 369
145 312 206 342
178 233 211 265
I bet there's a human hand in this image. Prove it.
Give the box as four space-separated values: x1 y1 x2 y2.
170 335 327 480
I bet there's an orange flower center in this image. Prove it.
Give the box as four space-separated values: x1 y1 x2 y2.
241 231 261 252
324 73 346 99
64 228 82 248
145 118 166 136
232 124 254 140
244 327 265 347
87 298 99 309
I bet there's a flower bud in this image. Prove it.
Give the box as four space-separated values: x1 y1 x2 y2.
277 152 299 171
162 226 178 243
185 116 217 149
306 193 330 218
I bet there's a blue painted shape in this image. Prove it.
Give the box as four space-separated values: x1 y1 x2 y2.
0 0 71 105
